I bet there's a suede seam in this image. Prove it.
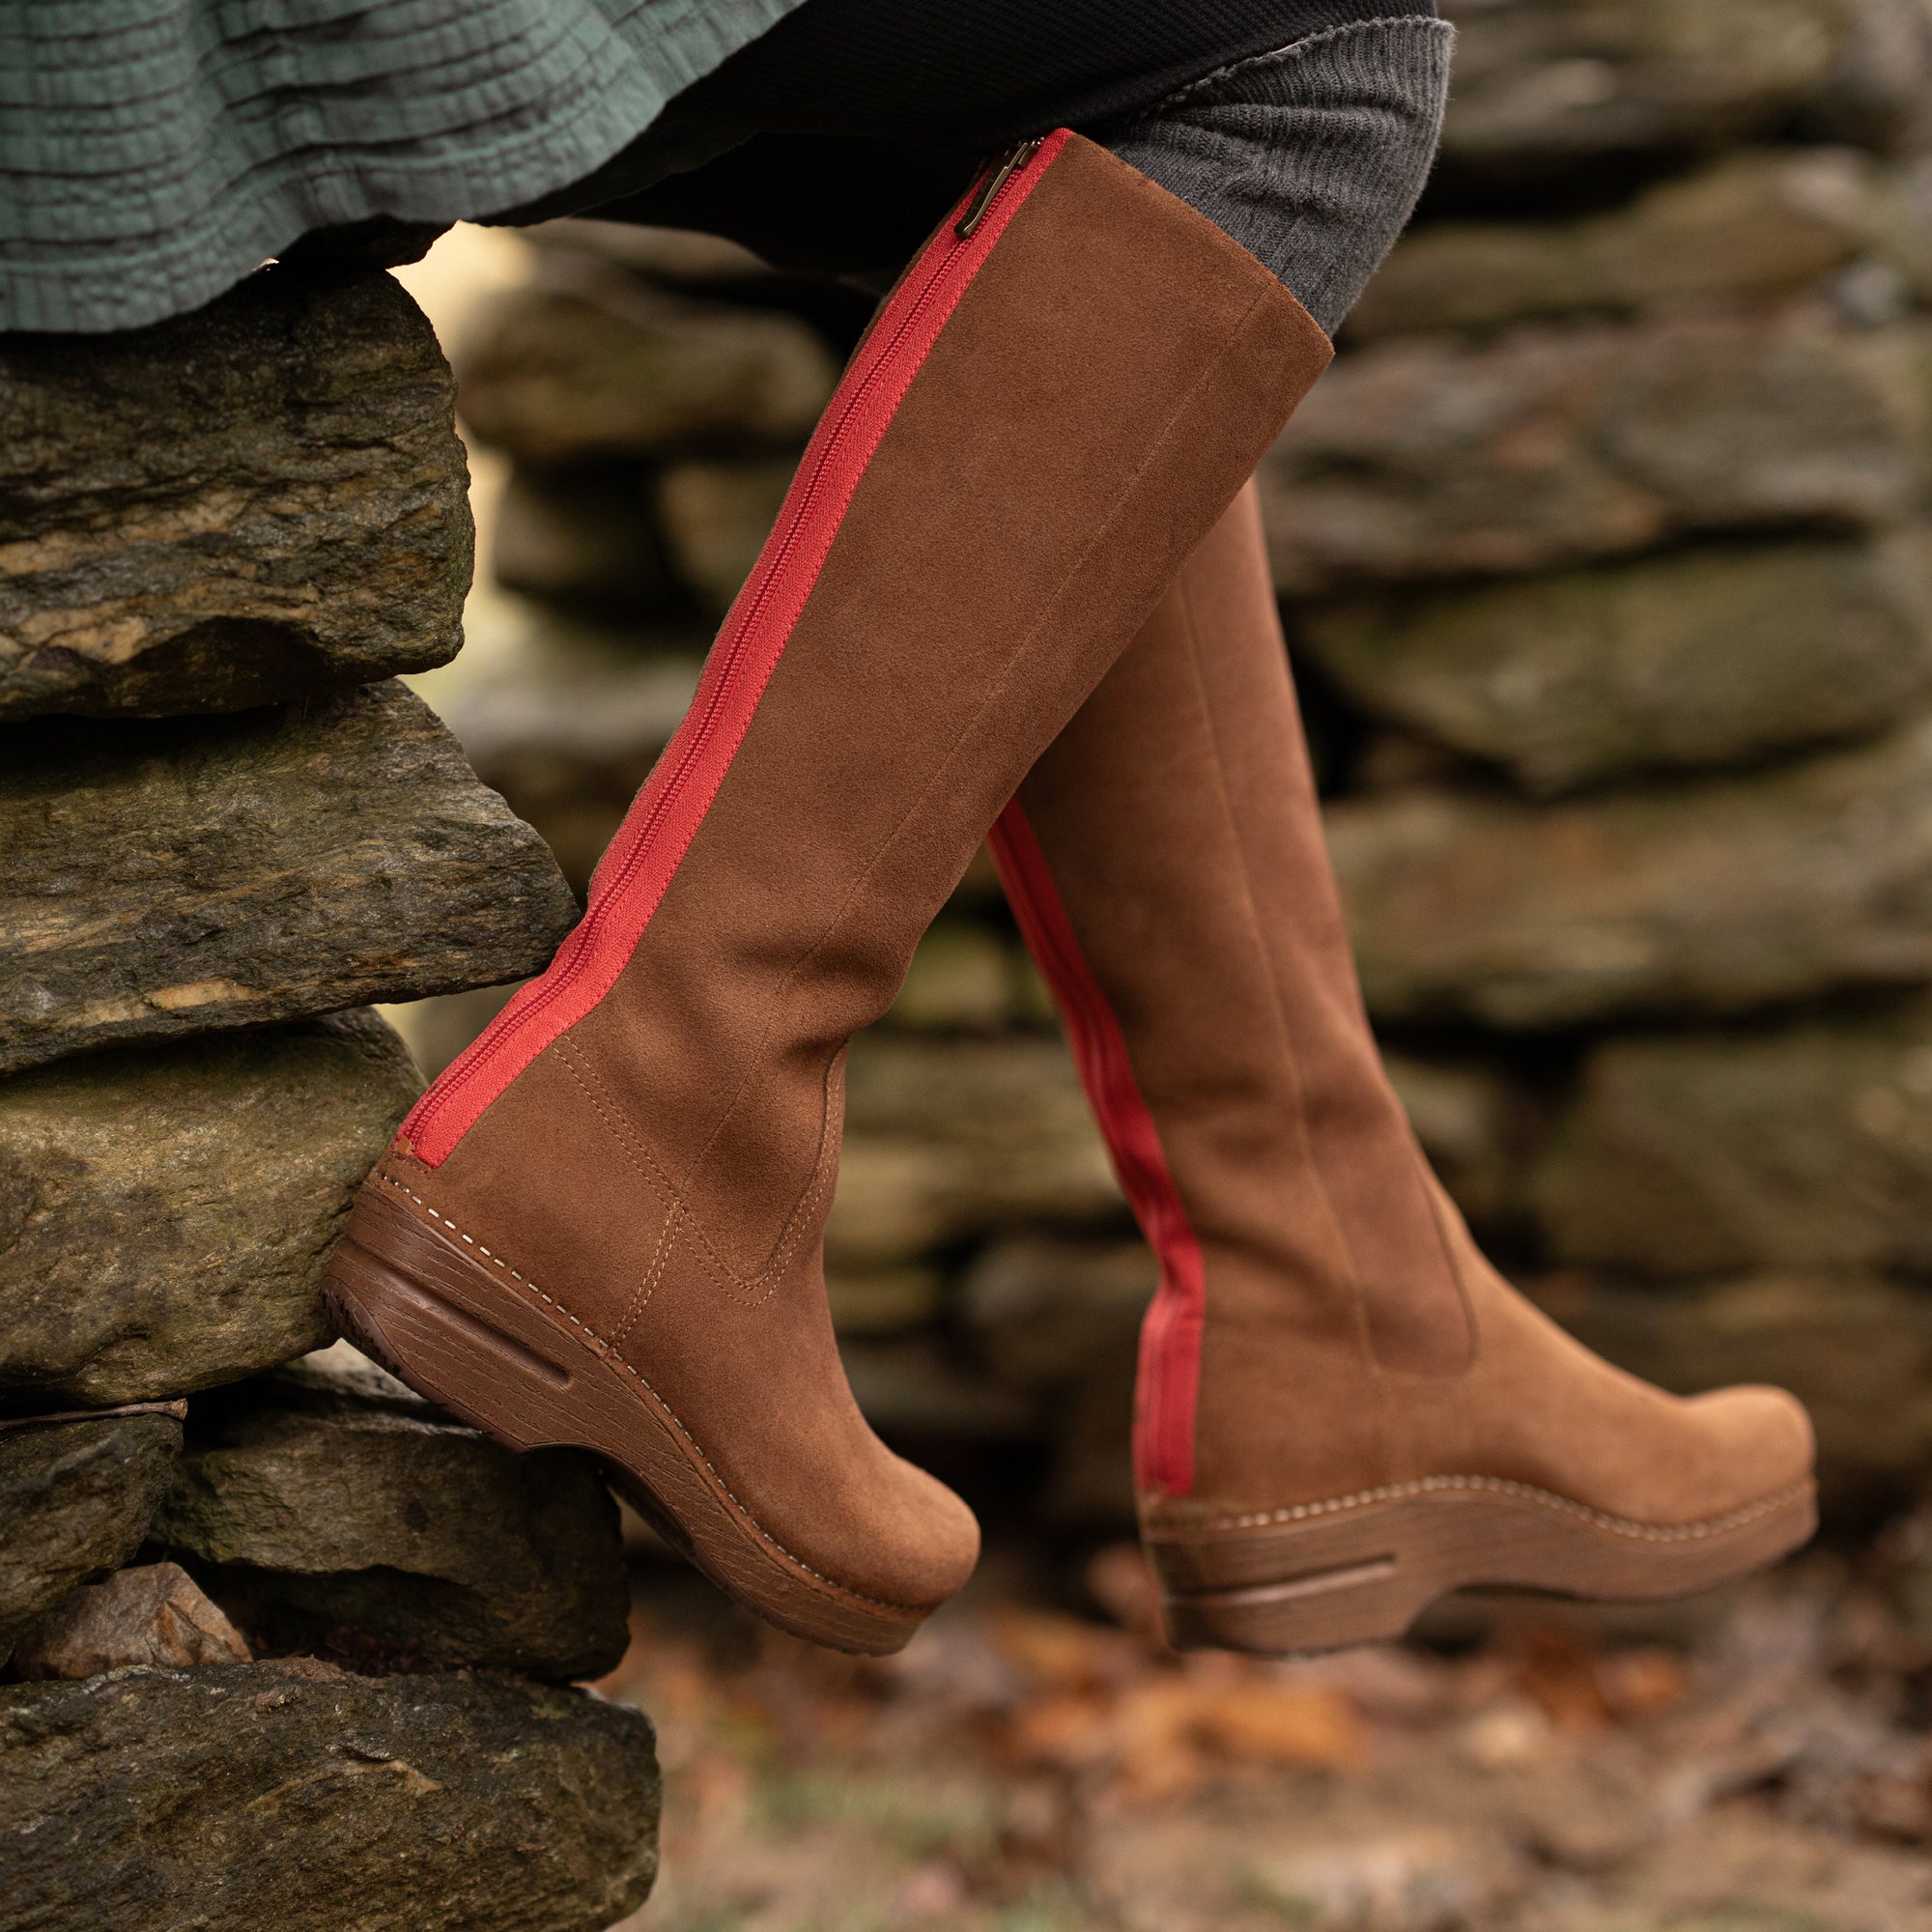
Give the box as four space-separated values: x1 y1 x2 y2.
552 1035 838 1311
1151 1473 1814 1542
1173 556 1396 1482
1181 545 1476 1388
368 1170 916 1615
550 1038 684 1350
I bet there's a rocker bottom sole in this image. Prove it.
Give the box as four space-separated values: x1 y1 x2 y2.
321 1179 931 1658
1147 1474 1816 1656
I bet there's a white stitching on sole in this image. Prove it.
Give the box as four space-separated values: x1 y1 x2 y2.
1152 1473 1812 1545
367 1173 917 1619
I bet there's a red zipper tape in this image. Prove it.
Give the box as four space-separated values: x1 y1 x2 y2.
404 129 1073 1168
988 801 1206 1499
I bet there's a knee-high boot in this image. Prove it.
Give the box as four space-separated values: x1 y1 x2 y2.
323 135 1333 1653
993 483 1815 1655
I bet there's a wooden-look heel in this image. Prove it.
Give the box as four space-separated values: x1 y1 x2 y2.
323 1179 931 1657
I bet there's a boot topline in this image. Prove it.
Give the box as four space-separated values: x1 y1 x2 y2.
992 482 1817 1656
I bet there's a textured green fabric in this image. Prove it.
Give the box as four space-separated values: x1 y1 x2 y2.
0 0 808 333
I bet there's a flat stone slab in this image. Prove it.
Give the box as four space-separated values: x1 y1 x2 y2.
0 1010 417 1407
1349 148 1898 341
1328 718 1932 1029
1384 1051 1531 1234
1261 309 1926 594
14 1561 251 1680
1536 999 1932 1278
959 1236 1152 1523
1304 533 1932 793
491 458 681 616
0 1410 182 1667
0 1660 659 1932
0 268 468 720
0 678 578 1071
410 591 703 897
151 1353 630 1681
657 454 799 617
1438 0 1926 175
829 1036 1120 1269
455 275 837 465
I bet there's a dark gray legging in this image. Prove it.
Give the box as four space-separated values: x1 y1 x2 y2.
1102 18 1452 335
502 8 1452 338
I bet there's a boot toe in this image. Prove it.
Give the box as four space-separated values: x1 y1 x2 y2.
862 1456 981 1611
1681 1382 1816 1514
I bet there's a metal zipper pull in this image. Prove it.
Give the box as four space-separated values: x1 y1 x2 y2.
954 137 1045 240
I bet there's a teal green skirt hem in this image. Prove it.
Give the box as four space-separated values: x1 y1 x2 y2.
0 0 806 332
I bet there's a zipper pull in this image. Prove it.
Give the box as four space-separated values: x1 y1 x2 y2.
954 137 1045 240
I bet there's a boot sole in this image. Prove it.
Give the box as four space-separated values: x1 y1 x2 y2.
1147 1475 1817 1656
321 1178 931 1657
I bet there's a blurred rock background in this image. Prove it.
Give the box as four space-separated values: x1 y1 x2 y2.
397 0 1932 1544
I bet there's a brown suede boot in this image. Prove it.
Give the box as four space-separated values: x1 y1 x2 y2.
992 483 1817 1656
322 135 1333 1654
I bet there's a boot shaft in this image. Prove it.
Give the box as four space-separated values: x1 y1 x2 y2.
998 485 1471 1501
406 139 1333 1238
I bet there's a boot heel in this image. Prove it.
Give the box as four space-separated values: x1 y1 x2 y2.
322 1232 580 1453
1148 1492 1449 1656
322 1175 934 1656
1159 1552 1435 1656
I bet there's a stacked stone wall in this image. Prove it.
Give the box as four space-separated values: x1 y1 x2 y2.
0 268 658 1929
415 0 1932 1529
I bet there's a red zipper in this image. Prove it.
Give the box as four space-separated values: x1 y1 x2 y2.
988 801 1207 1498
404 131 1070 1168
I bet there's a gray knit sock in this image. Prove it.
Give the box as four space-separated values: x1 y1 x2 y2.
1101 17 1454 337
